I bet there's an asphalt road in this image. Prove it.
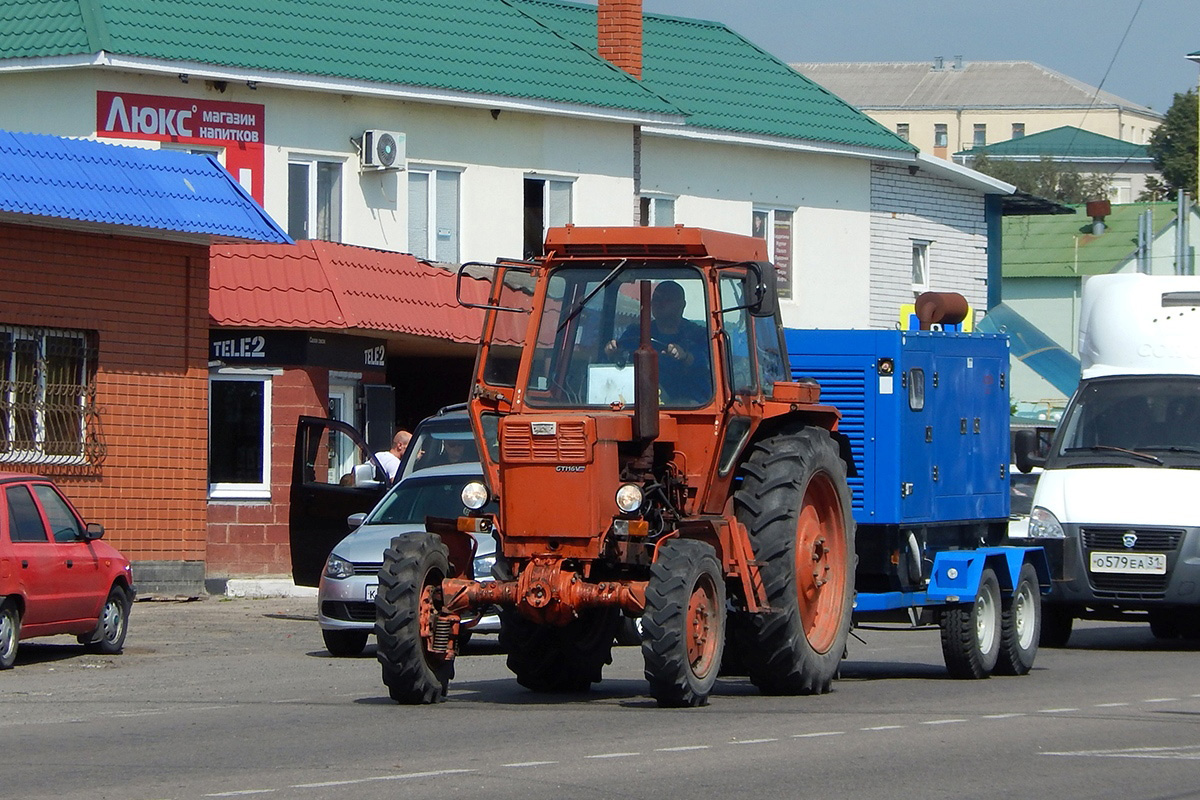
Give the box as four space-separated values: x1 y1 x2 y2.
2 597 1198 800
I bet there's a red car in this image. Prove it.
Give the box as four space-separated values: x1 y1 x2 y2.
0 473 133 669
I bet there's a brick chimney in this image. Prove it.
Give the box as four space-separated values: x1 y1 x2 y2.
597 0 642 79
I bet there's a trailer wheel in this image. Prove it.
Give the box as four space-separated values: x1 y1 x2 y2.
500 607 619 693
731 426 855 695
1039 606 1073 648
375 533 453 704
995 562 1040 676
642 539 725 707
939 567 1001 679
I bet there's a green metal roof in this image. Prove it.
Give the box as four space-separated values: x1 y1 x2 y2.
1003 202 1178 278
512 0 912 151
0 0 680 117
957 126 1150 160
0 0 912 153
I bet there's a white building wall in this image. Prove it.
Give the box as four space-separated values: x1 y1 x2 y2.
869 162 989 328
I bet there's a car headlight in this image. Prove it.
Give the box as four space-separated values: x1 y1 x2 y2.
324 554 354 580
1028 506 1065 539
461 480 489 510
474 552 497 580
615 483 643 513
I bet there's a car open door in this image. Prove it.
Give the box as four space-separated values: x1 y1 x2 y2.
289 416 390 587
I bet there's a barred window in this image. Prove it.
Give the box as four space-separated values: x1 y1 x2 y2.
0 326 98 465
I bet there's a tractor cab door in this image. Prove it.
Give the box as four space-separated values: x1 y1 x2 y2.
289 416 389 587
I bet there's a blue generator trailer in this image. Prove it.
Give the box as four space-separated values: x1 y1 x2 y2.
786 328 1050 678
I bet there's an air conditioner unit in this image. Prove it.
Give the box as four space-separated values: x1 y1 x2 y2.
361 129 405 171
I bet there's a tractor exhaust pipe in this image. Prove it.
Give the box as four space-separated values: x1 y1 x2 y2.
633 280 660 440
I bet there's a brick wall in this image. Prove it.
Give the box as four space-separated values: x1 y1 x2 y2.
0 223 209 561
869 163 990 328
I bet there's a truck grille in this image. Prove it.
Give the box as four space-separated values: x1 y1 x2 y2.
1089 575 1169 596
1082 526 1183 596
502 420 589 462
1081 528 1183 551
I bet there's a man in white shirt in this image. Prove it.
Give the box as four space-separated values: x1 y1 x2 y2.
374 429 411 482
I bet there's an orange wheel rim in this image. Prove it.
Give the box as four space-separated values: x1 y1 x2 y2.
794 471 847 654
686 574 720 679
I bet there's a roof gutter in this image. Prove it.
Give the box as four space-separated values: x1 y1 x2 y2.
0 53 688 128
641 123 916 162
914 151 1015 194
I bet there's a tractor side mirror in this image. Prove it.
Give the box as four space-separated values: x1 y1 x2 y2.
1014 428 1047 473
746 262 780 318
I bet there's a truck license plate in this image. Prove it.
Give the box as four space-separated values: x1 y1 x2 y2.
1088 551 1167 574
365 584 378 601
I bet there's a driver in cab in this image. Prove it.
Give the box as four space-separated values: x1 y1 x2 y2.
604 280 710 405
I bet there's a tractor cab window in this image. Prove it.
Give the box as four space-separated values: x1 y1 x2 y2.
474 265 535 388
526 266 713 409
720 275 755 395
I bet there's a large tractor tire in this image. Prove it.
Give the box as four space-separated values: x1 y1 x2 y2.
731 425 855 695
375 533 454 704
642 539 726 707
995 562 1040 676
500 606 620 693
939 567 1001 679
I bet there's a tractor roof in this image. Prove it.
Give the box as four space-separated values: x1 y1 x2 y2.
544 225 768 263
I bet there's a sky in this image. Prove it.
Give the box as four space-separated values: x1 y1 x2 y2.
640 0 1198 114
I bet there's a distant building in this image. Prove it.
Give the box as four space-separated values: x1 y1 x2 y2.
955 126 1157 203
791 60 1163 160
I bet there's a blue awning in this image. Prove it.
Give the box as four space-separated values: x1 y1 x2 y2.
977 303 1080 396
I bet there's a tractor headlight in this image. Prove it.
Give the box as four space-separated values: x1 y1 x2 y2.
615 483 644 513
461 481 489 511
324 554 354 580
1028 506 1065 539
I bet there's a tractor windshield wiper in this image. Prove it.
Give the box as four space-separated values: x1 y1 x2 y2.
1063 445 1164 465
558 259 628 331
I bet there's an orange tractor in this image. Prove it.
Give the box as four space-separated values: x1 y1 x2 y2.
375 225 855 707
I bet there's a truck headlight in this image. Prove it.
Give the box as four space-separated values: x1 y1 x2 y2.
1028 506 1065 539
615 483 643 513
461 481 489 510
324 554 354 580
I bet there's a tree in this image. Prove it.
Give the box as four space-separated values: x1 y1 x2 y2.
970 153 1112 204
1146 89 1198 198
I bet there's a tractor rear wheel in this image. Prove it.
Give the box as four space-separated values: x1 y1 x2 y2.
731 426 855 695
642 539 725 707
375 533 453 704
500 606 620 693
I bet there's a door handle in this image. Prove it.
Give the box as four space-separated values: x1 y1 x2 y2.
21 560 28 569
66 560 74 568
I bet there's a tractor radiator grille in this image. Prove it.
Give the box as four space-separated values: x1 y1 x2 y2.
502 420 589 463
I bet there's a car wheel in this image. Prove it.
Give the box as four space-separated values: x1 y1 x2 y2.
79 586 131 655
0 600 19 670
322 628 369 657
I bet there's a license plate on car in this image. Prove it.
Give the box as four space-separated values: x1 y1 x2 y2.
365 584 378 601
1088 551 1167 574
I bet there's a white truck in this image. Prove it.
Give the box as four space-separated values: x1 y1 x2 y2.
1015 273 1200 645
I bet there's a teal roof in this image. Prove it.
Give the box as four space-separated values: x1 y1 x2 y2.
0 0 912 153
1003 202 1178 278
512 0 912 151
0 0 679 117
957 126 1150 160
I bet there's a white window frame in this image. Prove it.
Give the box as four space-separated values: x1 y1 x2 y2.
639 194 676 227
973 124 987 148
753 207 795 299
933 124 948 148
287 156 344 241
408 165 462 262
896 123 910 141
912 240 931 294
208 368 278 500
527 174 574 234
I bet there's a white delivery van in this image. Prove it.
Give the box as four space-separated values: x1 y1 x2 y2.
1016 273 1200 645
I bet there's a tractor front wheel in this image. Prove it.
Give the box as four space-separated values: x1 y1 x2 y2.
500 607 620 693
642 539 725 707
732 426 855 695
375 533 454 704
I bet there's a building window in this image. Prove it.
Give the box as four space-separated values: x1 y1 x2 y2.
287 159 342 241
933 124 948 149
0 326 97 465
209 371 273 498
523 177 573 258
1011 122 1025 139
912 240 931 293
896 123 910 142
973 124 987 147
408 168 461 263
638 195 675 227
753 208 795 299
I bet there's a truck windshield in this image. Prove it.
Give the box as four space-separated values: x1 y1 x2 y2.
525 266 713 409
1050 376 1200 468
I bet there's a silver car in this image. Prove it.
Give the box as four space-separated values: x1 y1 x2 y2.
318 462 499 656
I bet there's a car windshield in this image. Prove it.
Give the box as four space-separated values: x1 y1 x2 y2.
366 471 495 525
1050 375 1200 468
525 265 713 409
398 423 480 482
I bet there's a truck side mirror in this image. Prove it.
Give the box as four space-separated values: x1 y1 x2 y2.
1014 428 1047 473
746 262 780 318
